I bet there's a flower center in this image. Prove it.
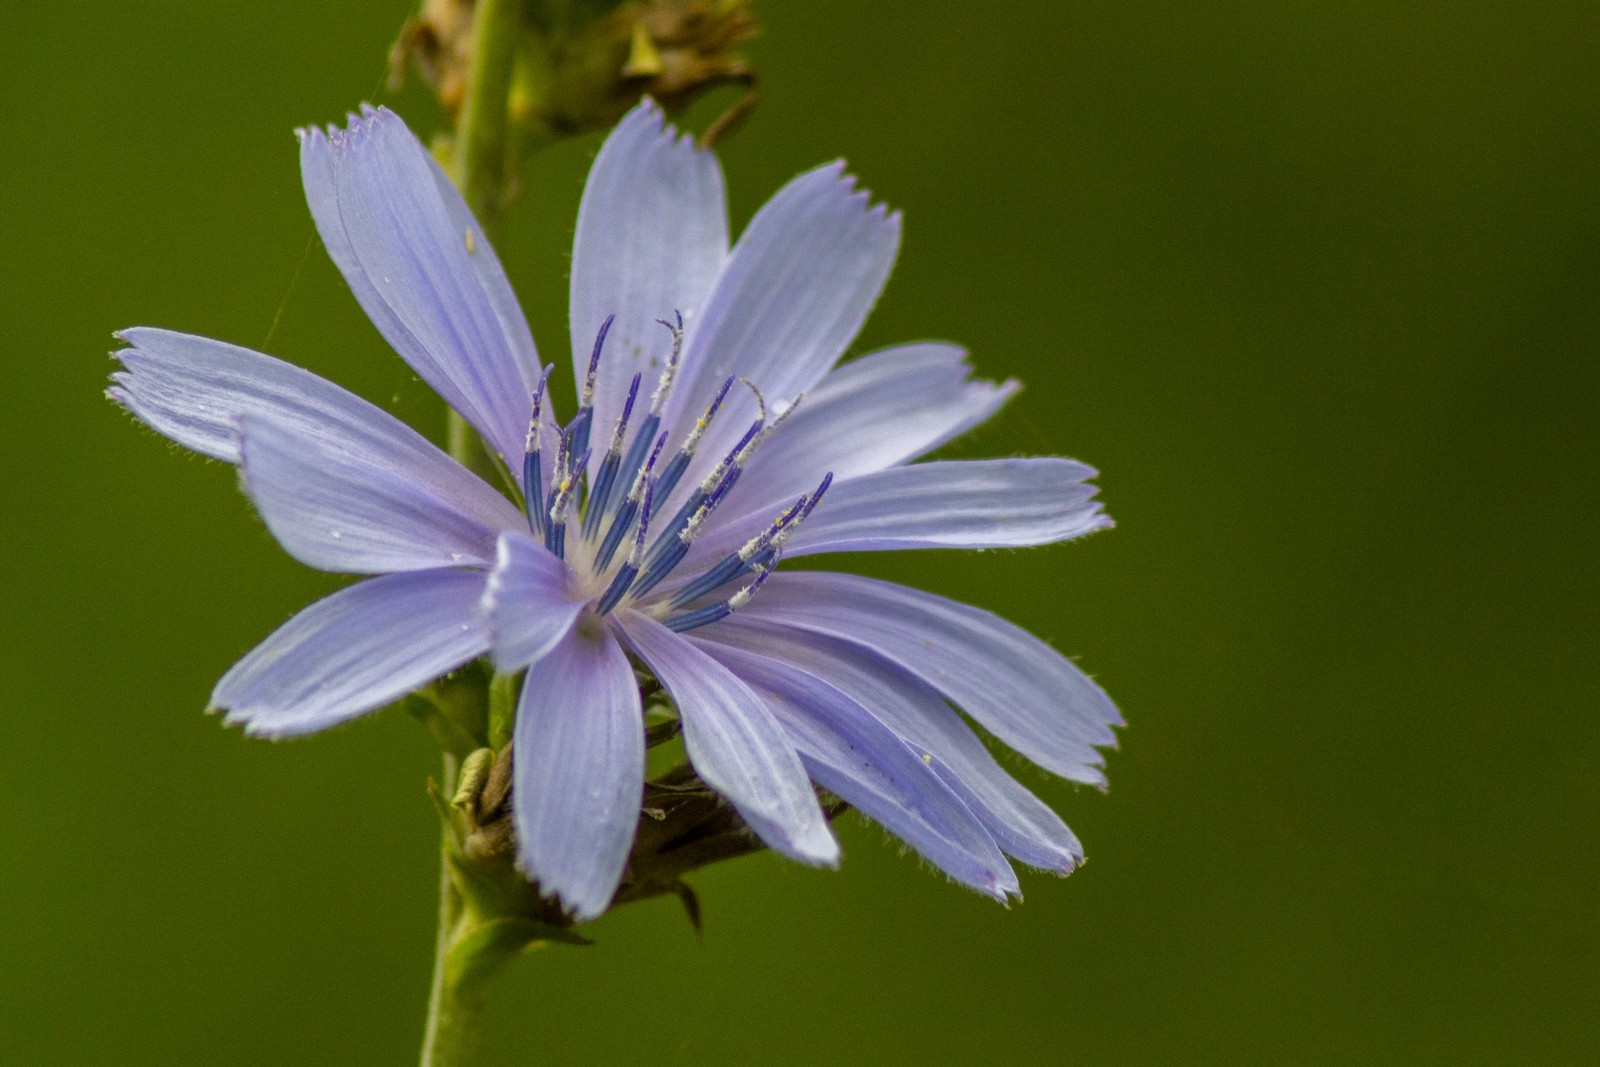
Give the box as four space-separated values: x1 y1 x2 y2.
518 315 830 633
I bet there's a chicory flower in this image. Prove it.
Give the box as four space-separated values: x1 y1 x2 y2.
110 100 1118 920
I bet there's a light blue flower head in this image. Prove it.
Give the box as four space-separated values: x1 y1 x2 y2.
110 100 1119 921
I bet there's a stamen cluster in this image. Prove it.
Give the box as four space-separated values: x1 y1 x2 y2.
524 314 829 633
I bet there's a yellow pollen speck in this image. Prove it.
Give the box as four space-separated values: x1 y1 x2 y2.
464 228 476 253
922 753 932 765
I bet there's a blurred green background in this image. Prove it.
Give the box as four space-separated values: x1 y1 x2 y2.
4 1 1597 1063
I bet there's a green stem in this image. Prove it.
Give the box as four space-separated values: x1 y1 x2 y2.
421 753 469 1067
448 0 520 223
423 1 523 1065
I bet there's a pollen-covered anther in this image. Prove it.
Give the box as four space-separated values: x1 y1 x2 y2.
663 552 781 633
680 499 715 544
611 314 686 516
523 367 552 454
638 415 764 578
544 435 588 560
678 376 736 456
567 315 614 463
521 365 555 535
580 315 614 410
654 375 736 504
667 471 830 609
738 500 805 561
746 391 803 455
765 471 832 555
647 311 685 415
737 377 768 424
605 373 643 457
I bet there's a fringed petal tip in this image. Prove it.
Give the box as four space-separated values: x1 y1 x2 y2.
304 103 388 139
300 96 540 464
217 708 321 741
621 94 712 156
984 876 1023 905
209 697 332 742
807 159 903 226
1079 506 1117 537
293 118 354 151
953 850 1022 903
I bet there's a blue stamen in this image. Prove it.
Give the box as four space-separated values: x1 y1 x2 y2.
522 452 545 536
563 408 594 485
594 431 668 573
641 490 702 569
612 412 660 514
597 477 658 615
647 312 686 415
669 500 805 608
583 453 620 538
606 317 683 524
653 376 736 504
664 554 781 633
582 372 642 539
545 446 588 560
520 365 554 536
543 429 571 531
642 419 764 571
651 453 693 513
631 458 752 601
668 471 832 608
629 535 690 601
663 603 729 633
569 315 614 462
669 556 751 608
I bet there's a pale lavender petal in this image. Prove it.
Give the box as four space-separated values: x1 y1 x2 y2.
513 623 644 921
481 532 585 672
213 568 488 738
615 611 838 866
416 141 540 390
109 328 525 530
693 458 1109 563
698 640 1020 900
782 458 1108 555
236 415 513 573
735 572 1120 786
736 342 1018 501
698 620 1083 871
570 99 727 455
299 109 538 464
663 162 902 474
